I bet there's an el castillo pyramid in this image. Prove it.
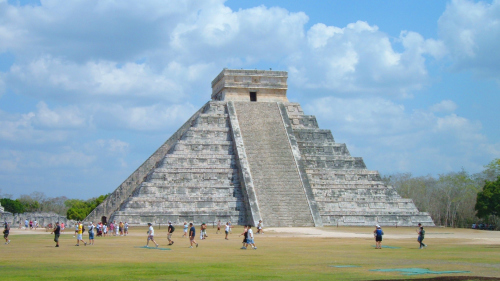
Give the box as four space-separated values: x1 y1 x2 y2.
86 69 434 227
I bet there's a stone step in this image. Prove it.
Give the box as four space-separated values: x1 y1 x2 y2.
234 102 314 226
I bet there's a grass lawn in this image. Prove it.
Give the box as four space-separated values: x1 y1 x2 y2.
1 226 499 280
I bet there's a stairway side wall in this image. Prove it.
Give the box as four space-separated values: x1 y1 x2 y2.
227 101 262 226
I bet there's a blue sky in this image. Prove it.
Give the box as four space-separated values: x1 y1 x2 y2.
1 0 499 199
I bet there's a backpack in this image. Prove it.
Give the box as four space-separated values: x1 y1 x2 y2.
169 225 175 233
82 225 85 233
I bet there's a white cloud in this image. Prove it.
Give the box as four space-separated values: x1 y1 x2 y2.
438 0 500 78
290 21 445 97
429 100 458 112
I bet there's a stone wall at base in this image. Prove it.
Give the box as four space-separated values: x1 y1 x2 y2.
1 212 76 228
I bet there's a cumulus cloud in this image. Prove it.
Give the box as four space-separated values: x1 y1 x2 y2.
438 0 500 78
7 57 194 103
288 21 445 97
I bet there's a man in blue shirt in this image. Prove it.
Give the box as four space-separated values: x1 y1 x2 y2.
189 223 198 248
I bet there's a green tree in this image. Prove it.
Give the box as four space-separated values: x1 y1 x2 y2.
0 198 25 213
65 194 109 221
475 177 500 219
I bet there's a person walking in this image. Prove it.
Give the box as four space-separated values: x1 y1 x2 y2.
374 225 383 249
124 222 129 236
3 222 10 245
103 223 108 237
189 223 198 248
146 223 159 248
182 222 188 238
74 222 78 237
216 220 221 234
76 222 87 246
239 225 248 249
51 222 61 247
200 223 207 240
247 226 257 249
167 221 175 246
224 222 230 240
417 224 427 249
88 222 95 245
257 220 264 234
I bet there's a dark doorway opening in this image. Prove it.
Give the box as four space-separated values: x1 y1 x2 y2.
250 92 257 102
101 216 107 224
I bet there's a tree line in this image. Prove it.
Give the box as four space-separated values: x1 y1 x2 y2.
382 158 500 228
0 191 108 221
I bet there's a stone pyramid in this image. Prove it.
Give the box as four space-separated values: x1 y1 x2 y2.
86 69 434 227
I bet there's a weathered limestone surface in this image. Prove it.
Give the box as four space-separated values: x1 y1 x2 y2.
233 102 315 226
284 102 434 226
110 102 248 225
88 69 434 227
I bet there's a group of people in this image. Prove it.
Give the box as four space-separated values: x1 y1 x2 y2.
373 223 427 249
145 220 264 249
22 219 39 230
90 221 129 237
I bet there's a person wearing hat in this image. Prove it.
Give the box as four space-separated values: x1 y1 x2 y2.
146 223 158 248
373 225 384 249
167 221 175 246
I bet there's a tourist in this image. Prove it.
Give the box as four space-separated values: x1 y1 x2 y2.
374 225 383 249
216 220 221 234
228 221 232 233
74 222 79 237
109 221 114 236
417 225 427 249
3 222 10 245
224 222 230 240
24 219 28 230
239 225 248 249
257 220 264 234
247 226 257 249
76 221 87 246
61 222 65 232
103 223 108 237
146 223 159 248
189 223 198 248
29 220 33 230
183 222 188 238
124 222 129 236
51 222 60 247
34 220 38 230
167 221 175 246
88 222 95 245
115 221 119 236
119 221 124 236
200 222 207 240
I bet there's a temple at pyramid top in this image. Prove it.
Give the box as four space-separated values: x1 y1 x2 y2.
211 69 289 102
85 68 434 227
